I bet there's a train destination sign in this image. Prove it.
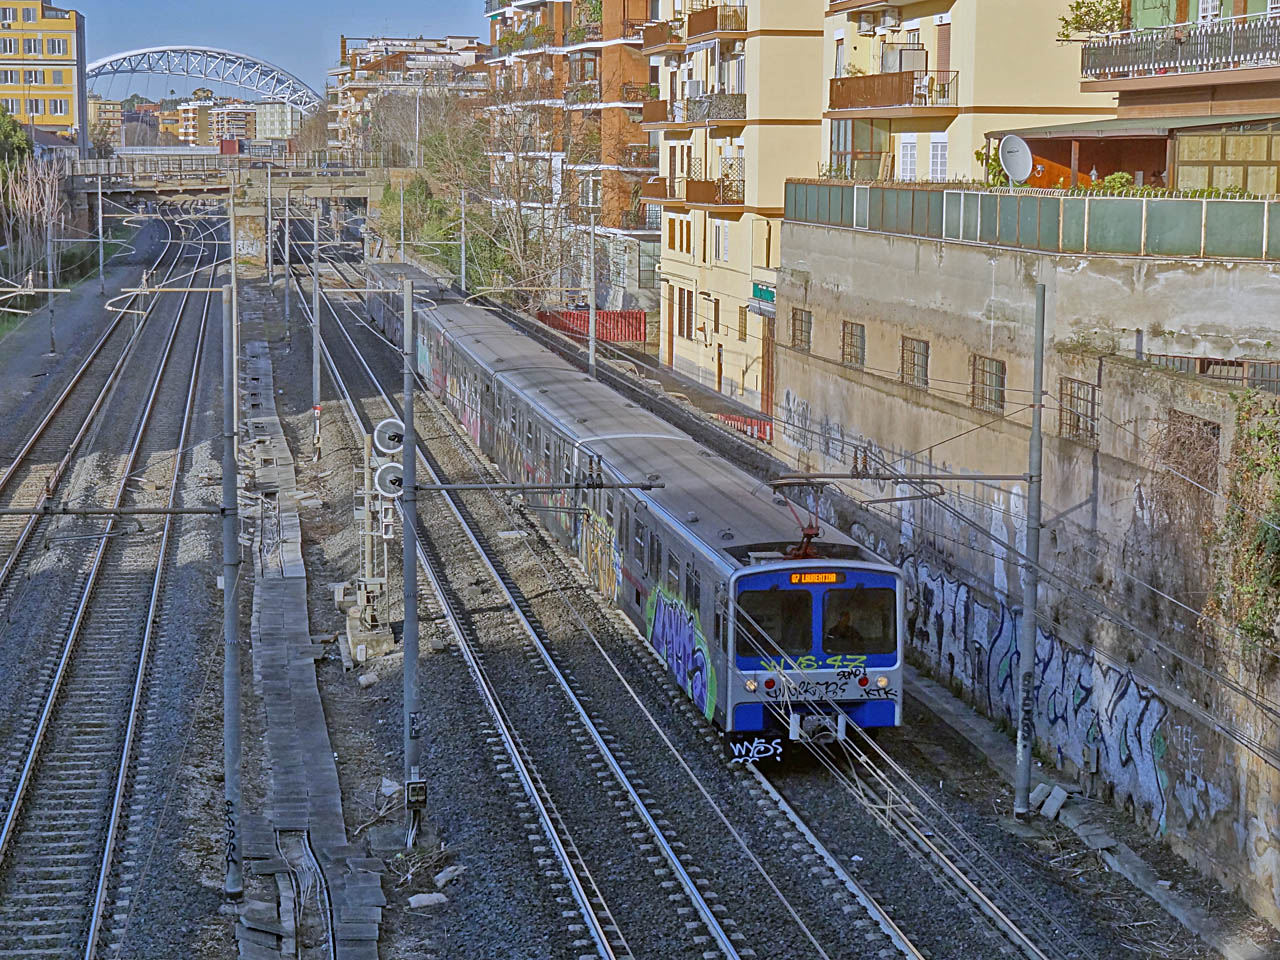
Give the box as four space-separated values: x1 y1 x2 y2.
789 572 846 585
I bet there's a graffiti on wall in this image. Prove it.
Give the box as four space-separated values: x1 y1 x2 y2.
645 589 717 721
580 511 622 603
777 386 1180 837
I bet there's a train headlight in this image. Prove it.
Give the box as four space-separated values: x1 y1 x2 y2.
876 675 889 689
744 678 758 693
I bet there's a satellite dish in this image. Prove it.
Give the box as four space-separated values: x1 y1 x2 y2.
373 417 405 455
998 135 1034 185
374 462 405 498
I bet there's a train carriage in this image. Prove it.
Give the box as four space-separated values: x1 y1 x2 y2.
365 269 904 758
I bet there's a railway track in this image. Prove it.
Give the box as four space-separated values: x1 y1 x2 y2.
0 216 178 608
0 212 223 960
287 229 925 960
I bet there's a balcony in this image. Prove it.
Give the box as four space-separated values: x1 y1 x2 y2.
642 20 686 53
565 22 603 45
642 99 670 123
620 20 647 41
687 4 747 39
640 176 682 200
621 143 658 168
484 0 507 12
685 177 744 206
620 81 660 102
1082 15 1280 80
680 92 747 123
567 79 602 105
829 70 959 110
620 206 661 230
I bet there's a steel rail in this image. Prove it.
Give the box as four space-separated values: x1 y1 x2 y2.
0 216 193 599
284 249 630 960
82 217 220 960
0 213 217 874
289 238 743 960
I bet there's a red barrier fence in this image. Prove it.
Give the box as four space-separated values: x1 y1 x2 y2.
717 413 773 444
538 309 647 343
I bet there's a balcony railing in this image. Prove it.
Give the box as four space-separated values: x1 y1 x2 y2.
686 177 745 205
640 177 671 200
620 206 662 230
642 99 670 123
1082 14 1280 79
829 70 959 109
642 20 686 50
620 19 647 41
484 0 507 12
620 82 660 102
567 79 602 104
680 92 747 122
621 143 659 168
687 4 747 38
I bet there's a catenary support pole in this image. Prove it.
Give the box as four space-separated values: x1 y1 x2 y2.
459 192 467 292
588 214 597 378
97 175 105 295
312 207 321 461
266 167 273 285
401 277 420 842
46 227 55 355
399 185 405 263
230 192 240 452
221 290 243 901
1014 283 1046 818
283 190 291 337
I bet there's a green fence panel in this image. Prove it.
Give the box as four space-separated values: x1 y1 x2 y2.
817 184 830 224
867 187 883 231
855 186 869 229
1087 198 1143 254
807 184 821 225
1037 197 1061 252
1144 200 1202 258
963 192 981 241
927 191 945 238
997 195 1020 246
897 189 914 234
1018 196 1040 250
1269 204 1280 260
785 182 796 221
842 186 857 227
979 194 999 244
1062 198 1086 252
1204 201 1264 259
944 192 961 238
912 191 930 236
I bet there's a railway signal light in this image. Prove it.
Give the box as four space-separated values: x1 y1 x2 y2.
373 417 405 455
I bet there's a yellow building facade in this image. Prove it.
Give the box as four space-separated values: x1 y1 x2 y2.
642 0 825 413
0 1 88 154
823 0 1113 182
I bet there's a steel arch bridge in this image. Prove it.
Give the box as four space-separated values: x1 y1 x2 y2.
86 47 323 113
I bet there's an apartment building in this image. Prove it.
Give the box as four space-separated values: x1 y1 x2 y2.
486 0 659 311
178 99 213 145
822 0 1112 183
255 100 301 141
209 102 256 143
157 109 180 141
641 0 824 407
86 93 120 138
326 35 489 152
0 1 88 155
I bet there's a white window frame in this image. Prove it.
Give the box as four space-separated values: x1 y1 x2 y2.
899 138 917 181
0 8 15 23
929 135 948 182
1198 0 1221 21
25 98 41 116
22 38 40 55
47 98 67 116
47 38 67 56
0 98 18 114
20 5 34 20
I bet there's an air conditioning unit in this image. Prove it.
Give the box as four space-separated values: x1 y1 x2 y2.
881 7 902 29
855 12 877 35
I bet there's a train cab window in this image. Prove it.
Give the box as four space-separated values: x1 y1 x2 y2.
665 551 679 594
648 532 662 581
737 589 812 658
634 518 647 562
823 587 897 656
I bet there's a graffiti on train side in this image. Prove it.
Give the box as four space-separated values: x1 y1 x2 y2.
580 511 622 603
645 589 717 721
445 371 480 444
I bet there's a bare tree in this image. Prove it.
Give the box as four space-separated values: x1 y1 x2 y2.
0 157 68 292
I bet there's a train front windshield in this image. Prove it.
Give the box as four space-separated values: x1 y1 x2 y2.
734 566 900 670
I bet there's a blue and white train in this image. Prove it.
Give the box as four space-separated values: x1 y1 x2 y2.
366 264 904 759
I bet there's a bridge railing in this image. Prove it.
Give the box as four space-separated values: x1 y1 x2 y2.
71 150 410 178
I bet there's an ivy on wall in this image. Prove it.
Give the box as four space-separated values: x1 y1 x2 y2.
1207 393 1280 657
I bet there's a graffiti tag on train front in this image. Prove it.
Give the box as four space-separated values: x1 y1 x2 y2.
729 737 784 764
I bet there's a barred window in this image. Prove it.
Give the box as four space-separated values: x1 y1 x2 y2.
666 551 680 594
900 337 929 388
791 308 812 352
970 354 1006 413
1059 377 1100 445
634 517 646 561
737 304 748 342
841 322 865 367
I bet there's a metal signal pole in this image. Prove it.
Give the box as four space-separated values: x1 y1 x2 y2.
401 277 420 840
312 207 321 460
459 192 467 292
587 214 597 378
1014 283 1046 818
266 167 273 285
97 175 105 295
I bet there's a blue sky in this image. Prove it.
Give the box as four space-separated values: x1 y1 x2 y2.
75 0 483 99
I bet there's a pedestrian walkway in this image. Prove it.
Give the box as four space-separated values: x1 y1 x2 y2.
236 282 384 960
